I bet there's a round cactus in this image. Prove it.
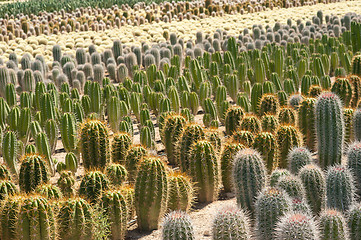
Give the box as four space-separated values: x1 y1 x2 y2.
299 164 326 215
167 171 194 212
231 130 255 147
105 163 128 186
275 212 319 240
326 164 356 212
253 132 278 173
331 77 352 107
316 92 345 169
35 183 62 200
277 174 306 199
79 170 110 204
276 125 303 168
261 114 279 133
57 170 75 198
255 187 292 240
162 211 195 240
270 169 291 187
239 114 262 134
233 148 267 213
258 94 280 117
189 140 219 203
19 153 49 193
125 145 147 182
288 147 313 174
135 156 168 231
212 205 252 240
80 120 110 170
278 107 297 125
111 132 132 164
0 180 17 201
319 209 349 240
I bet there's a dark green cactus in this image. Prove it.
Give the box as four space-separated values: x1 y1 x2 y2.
258 94 280 117
231 130 255 147
331 77 352 107
344 108 355 143
225 106 244 136
105 163 128 186
260 114 279 133
276 125 303 168
162 211 195 240
125 145 147 182
80 120 110 170
36 183 62 200
276 174 306 199
135 156 168 231
111 132 132 164
278 107 297 125
233 148 267 213
79 170 110 204
319 209 349 240
2 130 18 176
57 170 75 197
19 153 49 193
167 171 194 212
239 114 262 134
0 180 17 201
0 164 11 180
298 97 317 151
348 203 361 240
0 195 26 240
253 132 278 173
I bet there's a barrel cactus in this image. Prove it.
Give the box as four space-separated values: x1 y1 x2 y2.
79 170 110 204
347 142 361 195
225 106 244 135
167 171 194 212
288 147 313 174
19 153 49 193
105 163 128 186
348 203 361 240
276 125 303 168
319 209 349 240
161 211 195 240
111 132 132 164
253 132 278 173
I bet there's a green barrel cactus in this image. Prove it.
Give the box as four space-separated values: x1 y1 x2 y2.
225 106 244 136
35 183 62 200
111 132 132 164
261 114 279 133
0 195 26 240
270 169 291 187
276 125 303 168
319 209 349 240
79 170 110 204
288 147 313 174
298 97 317 151
19 153 49 193
253 132 278 173
347 142 361 195
57 170 75 198
331 77 352 107
162 211 195 240
231 130 255 147
167 171 194 212
0 180 17 201
239 114 262 134
125 145 147 182
276 174 306 199
278 106 297 125
105 163 128 186
258 94 280 117
348 203 361 240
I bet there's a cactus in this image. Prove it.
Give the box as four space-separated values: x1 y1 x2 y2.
278 107 297 125
288 147 313 175
80 120 110 170
261 114 279 133
125 145 147 182
316 92 345 169
162 211 195 240
344 108 355 143
101 189 128 240
221 141 244 193
36 183 62 200
239 114 262 134
35 132 55 174
58 197 94 239
348 203 361 240
269 169 291 187
111 132 132 165
319 209 349 240
225 106 244 135
291 197 312 215
326 165 355 212
354 109 361 141
106 163 128 186
57 170 75 197
2 131 18 176
60 112 78 154
331 78 352 107
18 196 56 240
189 140 219 203
276 125 303 168
298 97 317 151
349 75 361 108
0 165 10 180
258 94 280 117
231 130 255 147
162 114 186 165
233 148 267 213
0 180 17 201
277 175 306 199
79 170 110 204
275 212 320 240
212 205 252 240
352 55 361 76
19 153 49 193
299 164 326 215
135 156 168 231
255 187 292 240
0 195 26 240
167 171 194 212
347 142 361 195
253 132 278 173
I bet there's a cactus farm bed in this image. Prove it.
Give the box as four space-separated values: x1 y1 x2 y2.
3 0 361 239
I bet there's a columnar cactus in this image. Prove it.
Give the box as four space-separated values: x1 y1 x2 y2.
288 147 313 174
176 123 205 172
125 145 147 182
105 163 128 186
167 171 194 212
0 195 26 240
35 132 55 174
316 92 344 169
19 153 49 193
348 203 361 240
253 132 278 173
221 141 244 192
299 164 326 215
79 170 110 204
189 140 219 203
277 175 306 199
101 189 128 240
344 108 355 143
80 120 110 170
349 75 361 108
276 125 303 168
135 156 168 231
275 212 320 240
58 198 94 239
261 114 279 133
233 148 267 213
278 107 297 125
347 142 361 195
255 187 292 240
354 109 361 141
225 106 244 135
57 170 75 197
212 205 252 240
2 130 18 176
331 78 352 107
111 132 132 164
162 211 195 240
319 209 349 240
326 165 355 212
298 97 317 151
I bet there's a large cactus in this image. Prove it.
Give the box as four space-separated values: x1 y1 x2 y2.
80 120 110 170
189 140 219 203
316 92 344 169
0 195 26 240
19 153 49 193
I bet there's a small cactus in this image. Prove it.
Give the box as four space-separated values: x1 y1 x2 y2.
347 142 361 195
225 106 244 135
125 145 147 182
167 171 194 212
277 174 306 199
270 169 291 187
347 203 361 240
57 170 75 197
288 147 313 174
258 94 280 116
319 209 349 240
239 114 262 134
79 170 110 204
162 211 195 240
253 132 278 173
19 153 49 193
36 183 62 200
111 132 132 164
276 125 303 168
105 163 128 186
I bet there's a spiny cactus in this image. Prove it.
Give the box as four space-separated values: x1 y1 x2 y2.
80 120 110 170
288 147 313 175
255 187 292 240
233 148 267 213
270 169 291 187
36 183 62 200
344 108 355 143
79 170 110 204
19 153 49 193
253 132 278 173
239 114 262 134
319 209 349 240
261 114 279 133
135 156 168 231
331 78 352 107
105 163 128 186
0 195 26 240
0 165 11 180
231 130 255 147
0 180 17 201
2 130 18 177
167 171 194 212
220 140 244 192
101 189 128 240
57 170 75 197
354 109 361 141
189 140 219 203
278 107 297 125
298 97 317 151
212 205 252 240
162 211 195 240
125 145 147 182
111 132 132 164
225 106 244 136
348 203 361 240
277 174 306 199
299 164 326 215
291 197 312 215
258 94 280 117
58 197 94 239
326 165 356 212
316 92 344 169
347 142 361 195
275 212 319 240
276 125 303 168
